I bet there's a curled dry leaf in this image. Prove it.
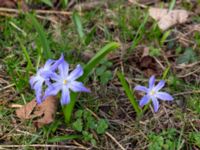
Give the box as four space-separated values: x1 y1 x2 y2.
16 99 37 119
16 96 58 128
139 47 161 77
149 8 189 31
0 0 17 8
33 96 58 128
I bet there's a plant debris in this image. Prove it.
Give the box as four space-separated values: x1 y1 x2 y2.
149 8 189 31
16 96 58 128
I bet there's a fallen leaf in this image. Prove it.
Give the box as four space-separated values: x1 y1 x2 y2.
139 47 162 77
16 99 37 119
0 0 16 8
149 8 189 31
33 96 58 128
16 96 58 128
0 0 28 11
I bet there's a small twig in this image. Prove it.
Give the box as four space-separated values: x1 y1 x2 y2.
0 83 15 92
0 12 17 17
85 108 126 150
175 61 200 69
36 15 58 24
9 104 23 108
0 122 23 140
163 105 174 127
128 0 147 8
178 67 200 78
73 141 90 150
153 56 165 70
0 7 72 16
105 132 126 150
0 145 86 149
173 90 200 96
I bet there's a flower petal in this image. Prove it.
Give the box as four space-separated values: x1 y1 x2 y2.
154 80 165 91
50 72 62 82
134 85 148 92
30 76 38 89
149 75 155 89
43 82 61 100
155 92 174 101
152 96 159 112
58 60 69 77
51 54 65 71
67 65 83 81
60 87 70 105
45 79 51 86
69 81 90 92
33 81 44 104
139 95 150 107
40 70 53 79
44 59 55 69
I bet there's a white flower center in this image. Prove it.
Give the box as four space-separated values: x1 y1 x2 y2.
150 90 155 96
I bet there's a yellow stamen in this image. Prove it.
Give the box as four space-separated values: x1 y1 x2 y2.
63 80 67 85
150 90 155 96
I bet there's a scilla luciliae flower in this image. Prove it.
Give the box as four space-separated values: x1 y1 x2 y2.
30 55 64 104
43 60 90 105
134 75 173 112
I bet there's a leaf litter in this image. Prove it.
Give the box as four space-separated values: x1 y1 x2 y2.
16 96 58 128
149 8 189 31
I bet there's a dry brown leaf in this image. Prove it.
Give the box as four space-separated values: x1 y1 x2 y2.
139 47 161 77
16 96 58 128
149 8 189 31
33 96 58 128
0 0 28 11
0 0 17 8
16 99 37 119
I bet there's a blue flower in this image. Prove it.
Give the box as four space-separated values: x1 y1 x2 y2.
30 54 64 104
43 60 90 105
134 75 173 112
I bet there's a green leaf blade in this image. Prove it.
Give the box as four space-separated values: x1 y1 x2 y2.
80 42 120 81
26 13 52 60
48 135 80 143
73 12 85 43
117 72 142 116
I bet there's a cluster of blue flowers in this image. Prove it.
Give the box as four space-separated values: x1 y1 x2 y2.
30 54 173 113
30 54 90 105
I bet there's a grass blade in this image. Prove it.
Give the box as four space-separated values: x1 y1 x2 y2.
131 13 149 50
48 135 80 143
63 42 120 123
15 36 33 70
80 42 120 81
26 13 52 60
72 12 85 43
61 0 68 8
117 72 142 116
41 0 53 7
169 0 176 11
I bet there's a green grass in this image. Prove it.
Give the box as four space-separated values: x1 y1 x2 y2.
0 1 200 149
